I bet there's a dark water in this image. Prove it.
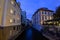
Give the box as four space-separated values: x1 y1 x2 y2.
25 28 32 40
15 27 49 40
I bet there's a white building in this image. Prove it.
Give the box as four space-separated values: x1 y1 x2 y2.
32 8 54 25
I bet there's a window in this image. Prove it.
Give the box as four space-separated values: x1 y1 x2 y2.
45 16 47 20
44 16 45 20
17 27 18 30
47 16 49 20
10 9 16 15
11 0 16 7
42 11 44 14
10 9 14 14
11 1 14 5
48 12 51 16
10 19 15 23
51 12 53 15
42 16 44 20
40 11 42 15
41 21 43 24
43 11 45 14
59 24 60 26
46 12 48 15
17 18 20 23
50 16 52 20
10 30 12 36
13 19 15 23
13 27 15 30
10 19 13 23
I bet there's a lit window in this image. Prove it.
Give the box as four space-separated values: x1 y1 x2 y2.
57 22 58 24
11 1 14 5
10 9 13 14
54 22 56 25
10 19 13 23
41 21 43 24
59 24 60 26
10 9 16 15
10 19 15 23
48 22 52 24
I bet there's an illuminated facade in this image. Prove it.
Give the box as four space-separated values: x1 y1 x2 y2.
0 0 21 40
32 8 54 25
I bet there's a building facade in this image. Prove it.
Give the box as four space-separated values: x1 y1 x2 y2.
0 0 21 40
26 19 32 27
21 11 26 25
32 8 54 25
21 11 27 31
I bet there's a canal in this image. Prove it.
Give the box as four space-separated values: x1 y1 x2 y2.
15 27 49 40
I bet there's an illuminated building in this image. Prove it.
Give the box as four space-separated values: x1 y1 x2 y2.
32 8 54 25
0 0 21 40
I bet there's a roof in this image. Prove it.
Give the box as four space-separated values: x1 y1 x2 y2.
33 8 54 16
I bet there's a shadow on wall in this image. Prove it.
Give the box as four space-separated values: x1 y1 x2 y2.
32 24 43 31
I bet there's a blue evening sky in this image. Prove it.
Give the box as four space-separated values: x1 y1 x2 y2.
17 0 60 20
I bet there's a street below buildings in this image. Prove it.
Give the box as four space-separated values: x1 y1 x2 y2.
15 27 49 40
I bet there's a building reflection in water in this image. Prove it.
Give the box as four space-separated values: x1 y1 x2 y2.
25 28 32 40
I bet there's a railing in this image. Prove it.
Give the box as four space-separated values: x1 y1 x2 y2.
42 25 60 40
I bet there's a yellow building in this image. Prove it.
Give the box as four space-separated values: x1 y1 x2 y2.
0 0 21 40
32 8 54 25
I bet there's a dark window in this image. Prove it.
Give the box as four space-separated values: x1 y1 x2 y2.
17 27 18 31
13 27 15 30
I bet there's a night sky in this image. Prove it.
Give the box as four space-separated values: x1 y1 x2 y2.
17 0 60 20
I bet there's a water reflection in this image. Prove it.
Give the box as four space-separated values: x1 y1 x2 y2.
15 27 49 40
25 28 32 40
